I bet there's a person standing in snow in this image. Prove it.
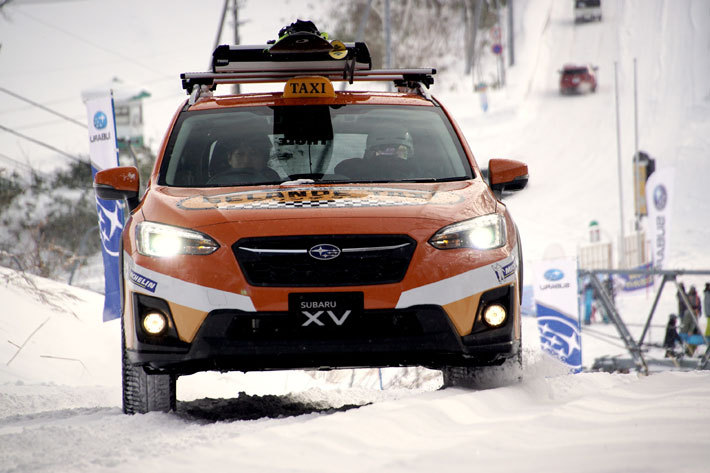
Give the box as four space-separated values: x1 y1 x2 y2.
687 285 702 344
583 281 594 325
680 308 702 356
600 275 614 323
677 282 687 317
703 283 710 339
663 314 682 358
687 285 701 317
604 276 615 303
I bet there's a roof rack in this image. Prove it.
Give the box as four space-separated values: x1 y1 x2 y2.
181 43 436 103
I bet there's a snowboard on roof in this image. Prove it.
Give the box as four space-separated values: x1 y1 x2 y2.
268 20 333 54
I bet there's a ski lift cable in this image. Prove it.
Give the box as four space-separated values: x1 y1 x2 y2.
0 124 88 164
0 151 33 172
0 87 87 129
13 8 172 80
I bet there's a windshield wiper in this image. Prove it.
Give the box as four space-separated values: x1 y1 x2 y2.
395 176 469 183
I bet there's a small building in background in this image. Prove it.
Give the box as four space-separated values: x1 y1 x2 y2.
578 220 612 270
81 78 151 150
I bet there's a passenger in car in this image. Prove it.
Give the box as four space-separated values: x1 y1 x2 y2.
363 124 413 160
335 124 415 180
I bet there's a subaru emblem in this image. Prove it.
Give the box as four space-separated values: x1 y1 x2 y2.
93 111 108 130
544 268 564 281
653 184 668 211
309 243 341 260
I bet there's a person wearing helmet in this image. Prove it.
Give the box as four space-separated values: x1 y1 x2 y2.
333 123 415 179
364 123 413 160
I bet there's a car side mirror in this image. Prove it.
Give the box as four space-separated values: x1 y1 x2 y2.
94 166 140 211
488 158 528 198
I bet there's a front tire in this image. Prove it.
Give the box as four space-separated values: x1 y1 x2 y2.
122 321 176 414
443 235 525 390
442 353 523 389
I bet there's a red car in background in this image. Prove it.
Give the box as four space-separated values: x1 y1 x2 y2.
559 64 598 95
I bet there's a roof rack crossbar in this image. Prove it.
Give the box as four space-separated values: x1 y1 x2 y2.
181 68 436 91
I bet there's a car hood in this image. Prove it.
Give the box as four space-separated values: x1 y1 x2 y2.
138 181 499 232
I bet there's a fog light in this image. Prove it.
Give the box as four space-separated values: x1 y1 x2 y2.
483 304 507 327
142 311 167 335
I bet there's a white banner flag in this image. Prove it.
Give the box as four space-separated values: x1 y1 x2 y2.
85 95 119 171
84 93 124 322
533 257 582 372
645 167 675 271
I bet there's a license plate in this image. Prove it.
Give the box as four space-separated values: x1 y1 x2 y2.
288 292 363 328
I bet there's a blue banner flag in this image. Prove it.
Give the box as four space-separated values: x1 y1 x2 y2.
533 258 582 372
620 262 654 292
84 93 124 322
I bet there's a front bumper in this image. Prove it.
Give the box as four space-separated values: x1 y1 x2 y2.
560 85 580 94
128 300 520 376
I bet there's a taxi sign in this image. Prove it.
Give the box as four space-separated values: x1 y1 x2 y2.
283 76 335 98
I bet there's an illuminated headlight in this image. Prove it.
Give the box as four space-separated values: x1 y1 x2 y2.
136 221 219 257
483 304 507 327
429 214 506 250
142 311 167 335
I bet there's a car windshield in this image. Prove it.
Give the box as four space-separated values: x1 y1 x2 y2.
563 68 588 75
159 104 473 187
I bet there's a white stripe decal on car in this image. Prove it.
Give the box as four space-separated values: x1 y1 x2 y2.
123 252 256 312
396 245 518 308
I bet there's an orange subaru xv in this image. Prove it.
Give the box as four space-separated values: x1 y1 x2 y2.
94 34 529 413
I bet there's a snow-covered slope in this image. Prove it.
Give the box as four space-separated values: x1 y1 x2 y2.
2 266 709 473
442 0 710 270
1 1 710 472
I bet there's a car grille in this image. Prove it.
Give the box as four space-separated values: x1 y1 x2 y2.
233 234 417 286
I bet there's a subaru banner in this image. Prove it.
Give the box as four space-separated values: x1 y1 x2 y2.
84 93 124 322
620 261 653 292
533 257 582 372
645 167 675 274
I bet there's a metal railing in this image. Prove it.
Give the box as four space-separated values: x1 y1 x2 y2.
579 268 710 374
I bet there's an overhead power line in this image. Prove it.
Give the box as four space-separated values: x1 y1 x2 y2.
0 123 88 163
15 8 171 80
0 86 87 129
0 151 50 177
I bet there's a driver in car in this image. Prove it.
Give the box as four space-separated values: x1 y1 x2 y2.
226 137 280 181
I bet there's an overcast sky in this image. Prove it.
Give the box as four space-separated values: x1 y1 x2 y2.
0 0 329 172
